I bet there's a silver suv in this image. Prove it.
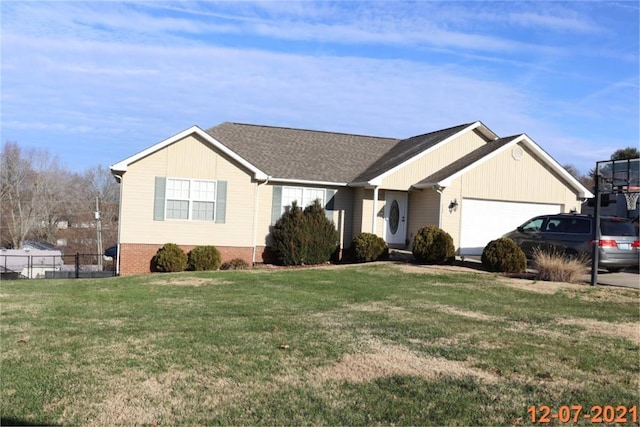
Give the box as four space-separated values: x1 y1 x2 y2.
503 214 639 272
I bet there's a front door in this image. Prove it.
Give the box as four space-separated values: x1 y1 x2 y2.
385 191 407 246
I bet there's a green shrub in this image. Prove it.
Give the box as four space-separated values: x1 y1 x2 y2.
153 243 187 272
351 232 389 263
533 247 588 283
412 225 455 264
271 200 339 266
220 258 251 270
481 238 526 273
187 245 222 271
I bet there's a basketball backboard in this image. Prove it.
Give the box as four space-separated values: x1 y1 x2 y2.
596 157 639 193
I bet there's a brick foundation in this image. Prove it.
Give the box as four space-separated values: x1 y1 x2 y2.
119 243 256 276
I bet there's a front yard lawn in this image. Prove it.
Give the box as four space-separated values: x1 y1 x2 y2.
1 263 639 425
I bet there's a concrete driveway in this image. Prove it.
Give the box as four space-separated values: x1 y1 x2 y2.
456 255 639 290
588 269 640 289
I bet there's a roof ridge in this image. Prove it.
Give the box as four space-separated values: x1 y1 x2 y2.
208 122 399 141
400 122 474 140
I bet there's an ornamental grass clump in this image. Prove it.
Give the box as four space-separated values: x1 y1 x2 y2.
187 245 222 271
351 233 389 263
271 200 338 266
412 225 455 264
481 238 526 273
533 248 589 283
153 243 187 272
220 258 251 270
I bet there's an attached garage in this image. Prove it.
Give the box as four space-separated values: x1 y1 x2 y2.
458 198 562 255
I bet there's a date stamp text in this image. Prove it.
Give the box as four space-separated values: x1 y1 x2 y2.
528 405 638 424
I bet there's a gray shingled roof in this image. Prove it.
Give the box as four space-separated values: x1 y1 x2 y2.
206 122 476 184
206 123 399 183
416 135 520 186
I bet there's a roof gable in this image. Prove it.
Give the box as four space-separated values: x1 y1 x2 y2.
351 121 499 185
110 126 269 180
415 134 594 198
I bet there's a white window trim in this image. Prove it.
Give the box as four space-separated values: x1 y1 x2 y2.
165 177 217 221
281 186 326 214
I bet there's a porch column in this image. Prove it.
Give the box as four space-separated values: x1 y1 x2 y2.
372 186 379 234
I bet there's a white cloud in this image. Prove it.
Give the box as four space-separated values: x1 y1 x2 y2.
509 11 602 33
1 1 637 175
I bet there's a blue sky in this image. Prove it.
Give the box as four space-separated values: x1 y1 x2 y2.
1 1 638 175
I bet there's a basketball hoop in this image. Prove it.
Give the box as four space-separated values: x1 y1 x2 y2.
623 186 640 211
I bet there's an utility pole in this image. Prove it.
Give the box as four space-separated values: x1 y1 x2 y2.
96 196 103 270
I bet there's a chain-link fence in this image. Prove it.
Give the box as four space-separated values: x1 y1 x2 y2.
0 253 117 280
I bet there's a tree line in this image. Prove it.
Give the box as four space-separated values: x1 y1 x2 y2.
0 141 119 255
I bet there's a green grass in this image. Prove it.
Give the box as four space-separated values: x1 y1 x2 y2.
1 264 639 426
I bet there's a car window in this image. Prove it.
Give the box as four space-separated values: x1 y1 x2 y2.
601 219 637 236
543 219 561 232
521 218 543 231
542 217 591 234
564 218 591 234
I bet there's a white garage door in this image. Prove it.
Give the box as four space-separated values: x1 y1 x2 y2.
459 199 561 255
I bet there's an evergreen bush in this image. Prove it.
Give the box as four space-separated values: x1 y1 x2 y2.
351 232 389 263
220 258 251 270
271 200 338 265
187 245 222 271
412 225 455 264
481 238 527 273
153 243 187 272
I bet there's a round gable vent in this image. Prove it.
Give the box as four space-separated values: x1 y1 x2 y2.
512 146 524 160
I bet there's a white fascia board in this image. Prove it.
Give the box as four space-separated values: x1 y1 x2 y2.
269 178 349 187
370 121 488 184
348 178 383 188
109 126 269 180
475 121 500 141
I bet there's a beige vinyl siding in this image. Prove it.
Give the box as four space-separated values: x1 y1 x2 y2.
461 143 581 211
331 188 354 250
351 187 365 241
352 189 386 239
255 183 275 247
439 181 463 248
374 189 386 238
381 129 488 190
407 188 441 244
119 135 257 246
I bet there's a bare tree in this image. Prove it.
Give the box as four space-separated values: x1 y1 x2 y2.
563 164 581 180
83 165 120 248
0 142 67 248
1 142 121 253
563 163 594 190
34 164 76 244
59 165 120 254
